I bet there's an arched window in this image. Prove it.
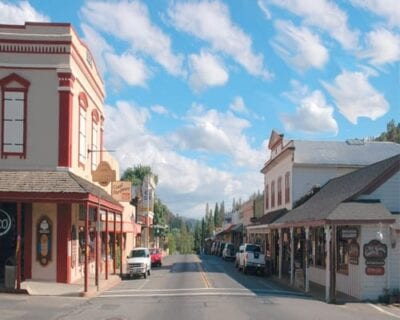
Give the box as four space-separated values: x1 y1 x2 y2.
78 93 88 167
0 73 30 158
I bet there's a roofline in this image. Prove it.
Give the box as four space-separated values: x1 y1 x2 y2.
270 218 396 229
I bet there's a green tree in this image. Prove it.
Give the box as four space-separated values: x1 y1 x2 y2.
213 202 219 228
375 119 400 143
121 165 158 186
219 201 225 226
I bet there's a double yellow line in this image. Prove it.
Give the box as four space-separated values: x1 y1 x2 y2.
198 263 211 288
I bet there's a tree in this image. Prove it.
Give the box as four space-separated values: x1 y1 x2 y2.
375 119 400 143
219 201 225 225
121 165 158 186
213 202 219 228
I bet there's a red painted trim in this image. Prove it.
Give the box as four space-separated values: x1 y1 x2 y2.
105 211 109 280
84 203 89 292
0 73 30 159
57 204 71 283
92 109 100 124
58 75 74 167
78 92 88 110
24 204 32 280
113 213 116 274
58 72 75 88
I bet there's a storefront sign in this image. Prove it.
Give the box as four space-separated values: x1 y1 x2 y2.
365 266 385 276
348 240 360 265
340 227 358 239
365 260 385 266
363 240 387 260
0 209 12 237
92 161 116 187
111 181 132 202
37 216 52 266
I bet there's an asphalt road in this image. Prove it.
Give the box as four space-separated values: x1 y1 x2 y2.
0 254 399 320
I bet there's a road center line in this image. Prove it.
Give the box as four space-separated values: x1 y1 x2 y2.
98 292 257 298
198 263 212 288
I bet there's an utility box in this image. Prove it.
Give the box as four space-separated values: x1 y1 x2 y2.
4 257 16 289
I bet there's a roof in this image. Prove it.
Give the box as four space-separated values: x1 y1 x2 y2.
292 140 400 166
0 170 122 208
274 154 400 225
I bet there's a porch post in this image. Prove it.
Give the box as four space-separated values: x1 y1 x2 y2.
16 202 22 290
278 228 282 279
305 226 310 293
330 225 337 303
113 212 116 274
290 227 294 286
95 207 99 288
120 214 123 276
105 211 109 280
84 203 89 293
324 225 331 303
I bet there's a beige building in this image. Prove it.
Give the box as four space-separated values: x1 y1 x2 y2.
0 22 139 292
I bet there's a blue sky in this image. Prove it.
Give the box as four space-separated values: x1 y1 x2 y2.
1 0 399 218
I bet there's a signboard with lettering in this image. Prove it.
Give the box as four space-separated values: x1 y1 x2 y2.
92 161 116 187
0 209 12 237
340 227 358 240
363 240 387 260
112 181 132 202
365 266 385 276
37 216 52 266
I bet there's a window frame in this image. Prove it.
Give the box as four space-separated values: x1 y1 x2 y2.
78 93 88 168
285 172 290 204
265 184 269 210
277 176 282 206
271 180 275 208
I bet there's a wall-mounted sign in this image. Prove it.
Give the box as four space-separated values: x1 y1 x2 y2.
0 209 12 237
111 181 132 202
348 240 360 265
92 161 116 187
340 227 358 239
363 240 387 260
365 266 385 276
37 216 52 266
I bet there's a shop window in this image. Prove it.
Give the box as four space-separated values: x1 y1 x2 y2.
314 227 326 267
277 176 282 206
0 73 30 158
78 93 88 167
285 172 290 204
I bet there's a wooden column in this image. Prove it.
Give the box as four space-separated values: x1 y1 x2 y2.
113 212 116 274
278 228 282 279
120 214 123 276
57 204 72 283
105 211 109 280
324 225 331 303
329 225 337 303
290 227 294 286
84 204 89 293
305 227 310 293
16 202 22 290
95 207 99 288
23 204 32 280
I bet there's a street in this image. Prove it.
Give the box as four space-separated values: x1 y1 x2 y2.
0 254 398 320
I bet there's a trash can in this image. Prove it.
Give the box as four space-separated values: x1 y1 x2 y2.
4 257 16 289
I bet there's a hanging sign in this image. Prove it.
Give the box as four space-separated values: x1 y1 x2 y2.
111 181 132 202
363 240 387 260
92 161 116 186
0 209 12 237
340 227 358 240
37 216 52 266
365 266 385 276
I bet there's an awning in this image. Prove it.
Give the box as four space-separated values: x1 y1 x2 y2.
231 223 243 233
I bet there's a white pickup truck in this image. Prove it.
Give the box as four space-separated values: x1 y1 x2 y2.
235 243 265 275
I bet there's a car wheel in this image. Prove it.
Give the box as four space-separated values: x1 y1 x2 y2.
143 272 147 279
148 269 151 276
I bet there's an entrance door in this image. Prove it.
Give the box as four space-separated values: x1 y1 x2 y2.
0 203 16 283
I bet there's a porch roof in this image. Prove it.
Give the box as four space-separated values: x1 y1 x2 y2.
0 170 123 211
273 154 399 226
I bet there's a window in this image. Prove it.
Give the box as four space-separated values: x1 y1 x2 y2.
277 176 282 206
0 73 30 158
265 184 269 210
271 180 275 208
91 110 99 171
78 93 88 166
285 172 290 204
314 227 326 267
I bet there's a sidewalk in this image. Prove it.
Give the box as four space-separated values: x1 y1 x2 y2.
0 274 121 298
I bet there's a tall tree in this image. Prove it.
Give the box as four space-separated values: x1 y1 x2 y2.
213 202 219 227
375 119 400 143
219 201 225 225
121 165 159 186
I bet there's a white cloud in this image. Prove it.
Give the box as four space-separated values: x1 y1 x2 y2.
350 0 400 27
188 50 229 92
104 52 150 87
171 104 265 169
104 101 264 218
269 0 359 50
81 1 184 76
0 1 49 24
272 20 329 71
323 70 389 124
257 0 272 19
362 28 400 65
281 88 338 134
169 0 272 79
229 96 249 114
151 105 169 116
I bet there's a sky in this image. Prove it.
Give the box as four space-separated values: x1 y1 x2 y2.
1 0 399 219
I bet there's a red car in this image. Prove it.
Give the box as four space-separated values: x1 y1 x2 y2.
149 248 162 267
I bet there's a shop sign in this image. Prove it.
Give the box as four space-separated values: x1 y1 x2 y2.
363 240 387 260
0 209 12 237
340 227 358 239
365 260 385 267
37 216 52 266
92 161 116 187
365 266 385 276
348 240 360 265
111 181 132 202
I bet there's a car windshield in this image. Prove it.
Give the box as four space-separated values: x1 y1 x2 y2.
246 245 261 253
129 249 146 258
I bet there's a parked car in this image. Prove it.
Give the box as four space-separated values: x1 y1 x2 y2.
222 243 236 260
217 241 226 257
211 241 217 255
150 248 162 267
127 247 151 279
236 243 265 275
